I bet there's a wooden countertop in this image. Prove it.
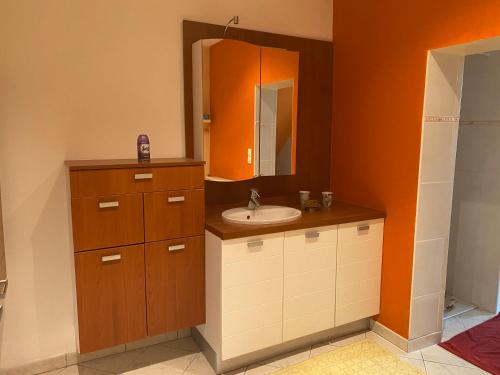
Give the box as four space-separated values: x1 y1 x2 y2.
65 158 204 171
206 197 386 240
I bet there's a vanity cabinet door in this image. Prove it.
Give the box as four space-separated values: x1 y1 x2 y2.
221 233 284 360
75 244 147 353
145 236 205 336
71 193 144 252
283 226 337 341
335 219 384 326
144 190 205 242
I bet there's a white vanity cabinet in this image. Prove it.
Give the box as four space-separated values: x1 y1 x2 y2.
283 226 337 341
203 232 285 360
335 218 384 326
199 218 384 363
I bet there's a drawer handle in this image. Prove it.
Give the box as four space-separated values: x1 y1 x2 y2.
0 280 7 295
358 224 370 232
134 173 153 180
102 254 121 263
168 244 185 252
305 231 320 239
247 240 264 248
168 196 185 203
99 201 119 209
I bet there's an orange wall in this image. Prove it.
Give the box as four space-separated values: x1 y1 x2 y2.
331 1 500 338
210 40 260 180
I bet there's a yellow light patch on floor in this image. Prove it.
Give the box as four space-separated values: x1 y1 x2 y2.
271 340 424 374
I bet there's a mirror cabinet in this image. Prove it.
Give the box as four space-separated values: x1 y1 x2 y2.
192 39 299 181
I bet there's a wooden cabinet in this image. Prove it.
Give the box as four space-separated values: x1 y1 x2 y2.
67 159 205 353
71 194 144 251
144 190 205 242
145 236 205 336
75 244 147 353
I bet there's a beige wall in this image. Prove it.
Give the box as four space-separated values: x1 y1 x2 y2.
0 0 332 368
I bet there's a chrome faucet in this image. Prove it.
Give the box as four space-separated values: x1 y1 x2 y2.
248 189 261 210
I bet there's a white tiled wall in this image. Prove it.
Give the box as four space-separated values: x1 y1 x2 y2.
410 51 464 340
446 51 500 314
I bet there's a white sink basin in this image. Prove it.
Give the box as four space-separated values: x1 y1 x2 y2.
222 205 302 225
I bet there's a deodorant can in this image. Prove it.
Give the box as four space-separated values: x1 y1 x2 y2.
137 134 150 162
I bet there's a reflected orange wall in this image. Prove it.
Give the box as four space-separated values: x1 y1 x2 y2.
261 49 299 173
210 40 260 180
332 1 500 338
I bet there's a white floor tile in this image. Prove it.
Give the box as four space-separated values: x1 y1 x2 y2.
458 310 495 330
161 337 200 353
183 354 215 375
424 361 486 375
43 366 114 375
80 350 145 374
123 362 185 375
421 345 474 368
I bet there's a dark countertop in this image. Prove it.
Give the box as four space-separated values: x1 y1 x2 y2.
65 158 204 171
206 197 386 240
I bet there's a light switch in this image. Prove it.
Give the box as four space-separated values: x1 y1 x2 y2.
247 148 252 164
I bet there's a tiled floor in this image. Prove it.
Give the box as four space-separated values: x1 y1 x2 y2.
42 309 495 375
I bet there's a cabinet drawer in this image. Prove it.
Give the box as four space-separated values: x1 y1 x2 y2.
222 232 284 265
70 166 204 198
222 233 284 289
75 244 147 353
284 225 337 253
71 194 144 251
145 236 205 336
338 219 384 244
144 190 204 242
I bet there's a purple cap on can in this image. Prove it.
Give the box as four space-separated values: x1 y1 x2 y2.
137 134 150 162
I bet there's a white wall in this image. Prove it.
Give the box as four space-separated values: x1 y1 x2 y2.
0 0 332 368
410 51 463 340
447 51 500 314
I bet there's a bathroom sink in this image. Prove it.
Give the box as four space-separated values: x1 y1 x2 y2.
222 205 302 225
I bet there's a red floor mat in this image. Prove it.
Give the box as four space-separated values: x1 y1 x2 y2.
440 314 500 374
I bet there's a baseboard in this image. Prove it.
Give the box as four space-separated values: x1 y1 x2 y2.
0 329 189 375
370 319 442 353
407 331 442 352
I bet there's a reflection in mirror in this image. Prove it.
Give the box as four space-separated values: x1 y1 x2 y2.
192 39 299 181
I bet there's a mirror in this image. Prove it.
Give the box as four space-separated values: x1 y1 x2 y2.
192 39 299 181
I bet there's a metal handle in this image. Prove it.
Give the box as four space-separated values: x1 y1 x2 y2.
134 173 153 180
102 254 121 263
99 201 119 209
305 231 320 239
0 280 7 295
168 196 185 203
168 244 185 252
247 240 264 248
358 224 370 232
